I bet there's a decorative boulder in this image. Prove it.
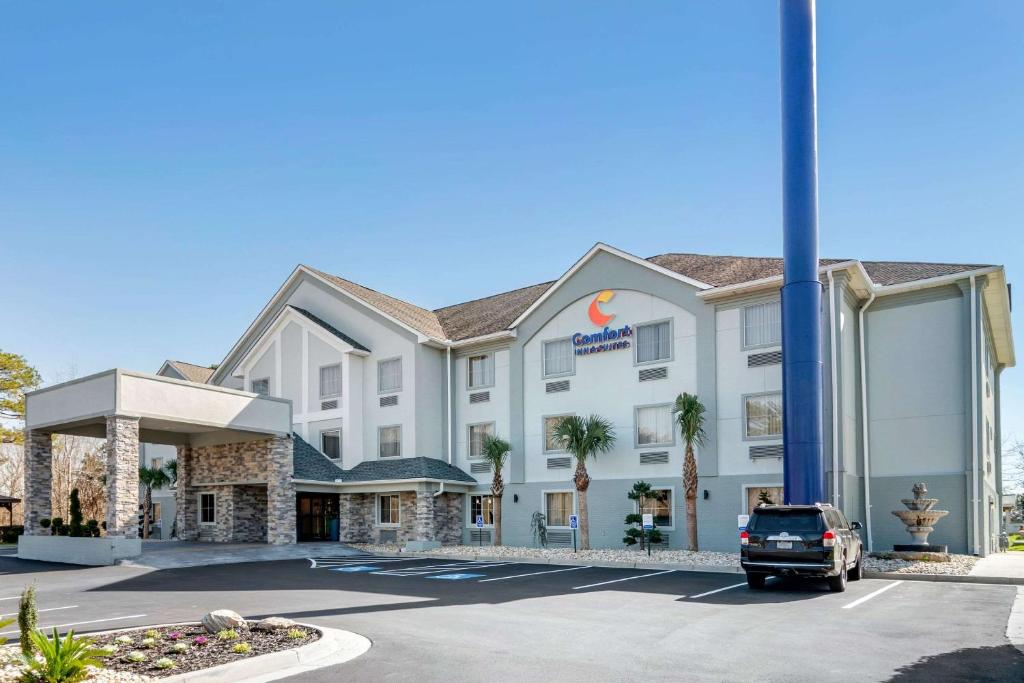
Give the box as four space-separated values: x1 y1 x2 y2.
254 617 297 632
202 609 246 633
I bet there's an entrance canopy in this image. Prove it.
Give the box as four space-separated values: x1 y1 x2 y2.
25 369 292 447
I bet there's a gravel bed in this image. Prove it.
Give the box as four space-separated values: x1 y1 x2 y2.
352 543 980 576
0 645 153 682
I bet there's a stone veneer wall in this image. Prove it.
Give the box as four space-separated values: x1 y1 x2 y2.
339 493 373 543
106 415 140 538
174 445 197 541
433 493 463 545
233 485 268 542
191 439 270 483
22 430 52 536
338 490 462 546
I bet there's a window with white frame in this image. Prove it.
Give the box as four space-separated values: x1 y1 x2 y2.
545 491 573 527
745 393 783 438
469 494 494 525
250 378 270 396
378 425 402 458
636 321 671 364
468 422 494 458
544 415 571 453
321 429 341 460
199 493 216 525
319 364 341 399
543 338 574 378
468 354 494 389
743 300 782 348
637 489 672 527
377 494 400 525
378 357 402 393
635 404 674 447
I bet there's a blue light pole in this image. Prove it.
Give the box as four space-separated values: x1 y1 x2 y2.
780 0 825 505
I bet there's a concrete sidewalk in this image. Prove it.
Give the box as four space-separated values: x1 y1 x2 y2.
969 552 1024 580
118 540 363 569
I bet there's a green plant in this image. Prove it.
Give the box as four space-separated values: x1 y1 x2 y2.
217 629 238 641
68 489 84 537
21 628 103 683
49 518 63 537
286 629 306 640
171 642 188 653
39 519 51 530
551 414 617 550
623 481 666 550
85 520 100 538
0 616 14 645
154 657 175 669
138 466 171 539
125 651 145 663
143 629 159 639
140 637 156 649
19 584 38 656
481 434 511 546
231 642 250 654
530 511 548 548
114 635 132 646
674 392 707 551
96 645 117 657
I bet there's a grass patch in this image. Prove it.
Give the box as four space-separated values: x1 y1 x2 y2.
1008 533 1024 551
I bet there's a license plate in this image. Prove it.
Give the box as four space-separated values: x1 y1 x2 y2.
775 540 792 550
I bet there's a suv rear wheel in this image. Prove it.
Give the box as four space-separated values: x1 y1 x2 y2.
746 572 766 590
828 556 848 593
849 551 863 581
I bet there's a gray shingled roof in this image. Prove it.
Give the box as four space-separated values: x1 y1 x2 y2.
291 434 475 484
312 251 993 343
288 305 370 353
164 361 216 384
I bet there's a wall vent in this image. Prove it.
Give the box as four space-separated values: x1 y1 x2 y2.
378 529 397 544
469 391 490 404
320 399 338 410
470 461 492 474
651 532 670 547
470 529 492 544
546 456 571 469
749 444 784 459
379 395 398 407
546 380 570 393
638 366 668 382
639 451 670 465
547 530 572 547
748 351 783 368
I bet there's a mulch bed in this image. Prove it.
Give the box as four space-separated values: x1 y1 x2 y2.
91 622 320 678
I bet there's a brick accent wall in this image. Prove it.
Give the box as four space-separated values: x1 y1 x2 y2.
106 415 140 538
23 430 52 536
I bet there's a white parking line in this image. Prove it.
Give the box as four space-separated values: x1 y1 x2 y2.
0 597 22 602
572 569 676 590
0 614 148 637
689 582 749 599
377 562 514 576
479 565 591 582
842 581 903 609
0 605 77 618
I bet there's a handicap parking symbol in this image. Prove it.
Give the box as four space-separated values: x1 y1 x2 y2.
330 566 381 573
426 573 486 580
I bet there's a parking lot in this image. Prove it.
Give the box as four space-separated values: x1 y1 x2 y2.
2 552 1023 682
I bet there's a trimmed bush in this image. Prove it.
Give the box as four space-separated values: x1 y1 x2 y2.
232 642 251 654
68 488 84 537
19 584 38 656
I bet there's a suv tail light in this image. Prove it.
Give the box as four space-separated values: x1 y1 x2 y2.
822 530 836 547
739 530 749 546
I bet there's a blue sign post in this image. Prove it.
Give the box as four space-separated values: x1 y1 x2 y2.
476 515 484 549
569 515 579 553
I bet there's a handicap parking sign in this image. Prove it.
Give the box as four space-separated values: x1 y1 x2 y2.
738 514 750 532
642 513 654 530
476 515 484 528
569 514 579 530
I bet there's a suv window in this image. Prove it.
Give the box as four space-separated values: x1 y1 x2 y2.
747 509 825 534
834 511 850 529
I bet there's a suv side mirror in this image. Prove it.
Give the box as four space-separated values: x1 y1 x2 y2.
850 521 863 530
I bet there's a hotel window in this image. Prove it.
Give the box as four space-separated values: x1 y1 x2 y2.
321 429 341 461
545 491 573 527
151 502 162 525
543 338 574 378
199 493 216 525
468 354 494 389
635 404 674 447
743 300 782 348
544 415 571 453
151 457 163 471
745 393 783 439
638 489 672 527
469 495 495 526
378 357 402 393
379 425 402 458
319 364 341 399
468 422 494 458
377 494 400 526
250 377 270 396
636 321 671 364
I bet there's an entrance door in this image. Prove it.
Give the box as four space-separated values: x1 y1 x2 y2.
296 493 340 542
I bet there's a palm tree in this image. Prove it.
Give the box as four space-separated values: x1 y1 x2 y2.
481 434 511 546
673 392 707 551
138 465 170 539
552 414 617 550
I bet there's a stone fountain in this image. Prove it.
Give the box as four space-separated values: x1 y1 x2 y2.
892 482 949 553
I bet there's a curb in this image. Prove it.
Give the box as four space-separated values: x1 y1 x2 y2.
1007 586 1024 656
863 571 1024 586
367 550 744 574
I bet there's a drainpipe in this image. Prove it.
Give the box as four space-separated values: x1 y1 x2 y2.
970 275 980 555
828 269 839 508
446 345 453 465
858 290 876 551
434 481 446 498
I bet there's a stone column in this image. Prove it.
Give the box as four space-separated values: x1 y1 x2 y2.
22 430 52 536
105 415 140 538
266 435 295 545
174 444 197 541
407 487 441 550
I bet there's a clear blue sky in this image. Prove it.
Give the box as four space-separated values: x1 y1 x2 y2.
3 3 1022 449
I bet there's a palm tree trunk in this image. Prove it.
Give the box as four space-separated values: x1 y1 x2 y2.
493 494 502 546
143 487 152 540
578 487 590 550
684 444 699 551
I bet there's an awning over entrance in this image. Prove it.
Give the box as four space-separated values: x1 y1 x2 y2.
25 369 292 448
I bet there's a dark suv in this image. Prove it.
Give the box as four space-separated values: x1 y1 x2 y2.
740 504 863 592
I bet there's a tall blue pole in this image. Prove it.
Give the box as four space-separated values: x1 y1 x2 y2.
780 0 825 505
